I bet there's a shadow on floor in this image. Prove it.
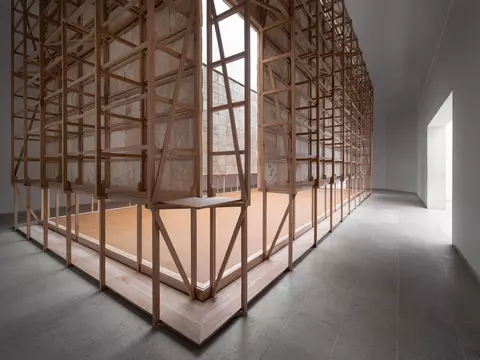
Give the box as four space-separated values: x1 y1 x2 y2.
0 190 479 360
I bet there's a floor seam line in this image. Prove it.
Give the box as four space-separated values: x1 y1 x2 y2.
258 292 308 360
329 259 366 358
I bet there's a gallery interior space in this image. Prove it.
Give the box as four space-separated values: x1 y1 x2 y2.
1 0 480 359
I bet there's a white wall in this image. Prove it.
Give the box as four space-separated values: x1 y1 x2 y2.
426 92 452 209
417 0 480 277
427 126 447 209
446 121 452 201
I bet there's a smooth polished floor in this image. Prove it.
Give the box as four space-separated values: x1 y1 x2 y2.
1 190 479 359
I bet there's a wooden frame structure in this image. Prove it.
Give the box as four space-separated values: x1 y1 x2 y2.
257 0 373 269
11 0 372 343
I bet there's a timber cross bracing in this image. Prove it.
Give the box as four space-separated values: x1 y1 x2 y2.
10 0 373 343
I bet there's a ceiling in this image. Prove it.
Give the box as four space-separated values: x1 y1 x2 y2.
345 0 453 115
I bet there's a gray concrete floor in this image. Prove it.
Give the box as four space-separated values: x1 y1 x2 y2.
1 190 479 360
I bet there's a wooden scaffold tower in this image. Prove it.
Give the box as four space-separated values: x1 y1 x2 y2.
257 0 373 270
11 0 372 343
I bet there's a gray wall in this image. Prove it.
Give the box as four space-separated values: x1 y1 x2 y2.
343 0 454 194
386 110 418 193
370 98 418 193
416 0 480 277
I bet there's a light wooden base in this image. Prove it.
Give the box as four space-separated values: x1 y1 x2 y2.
54 188 352 284
18 191 371 344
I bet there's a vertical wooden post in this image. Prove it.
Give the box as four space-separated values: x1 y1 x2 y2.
47 190 50 223
75 194 80 240
334 182 337 211
288 0 296 271
242 0 251 313
348 27 352 215
75 3 84 194
26 186 31 240
55 190 59 231
193 0 202 198
60 2 68 189
288 193 294 270
151 209 160 327
13 184 18 231
324 185 327 219
41 189 44 223
136 204 142 271
10 0 15 217
146 0 156 203
262 189 267 258
258 23 265 258
313 0 320 247
340 3 346 222
191 209 197 299
22 0 28 187
43 189 49 250
370 88 374 195
56 0 62 182
329 2 336 233
99 197 106 290
139 0 147 196
241 205 248 313
354 121 357 209
66 193 72 266
206 0 216 298
244 0 251 203
258 22 266 259
313 187 317 247
102 0 111 191
329 183 333 232
94 0 103 198
209 208 216 296
348 176 351 214
321 4 327 221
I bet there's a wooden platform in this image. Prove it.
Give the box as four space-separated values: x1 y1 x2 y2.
19 191 369 344
54 188 353 284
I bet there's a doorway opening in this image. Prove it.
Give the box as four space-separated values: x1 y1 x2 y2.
427 92 453 238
